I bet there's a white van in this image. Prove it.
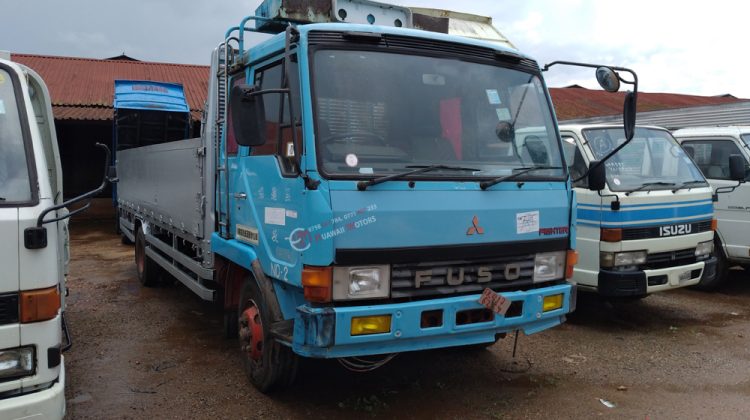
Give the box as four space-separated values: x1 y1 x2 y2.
0 55 112 419
673 126 750 284
557 124 719 296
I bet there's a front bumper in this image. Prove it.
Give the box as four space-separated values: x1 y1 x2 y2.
598 258 713 297
0 360 65 420
292 283 574 358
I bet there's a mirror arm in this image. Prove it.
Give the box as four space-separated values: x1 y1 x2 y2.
597 190 621 210
713 180 745 201
36 143 114 227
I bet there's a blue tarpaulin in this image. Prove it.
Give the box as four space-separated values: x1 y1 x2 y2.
113 80 189 113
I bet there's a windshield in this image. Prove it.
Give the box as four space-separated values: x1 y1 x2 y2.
583 127 705 192
741 134 750 149
312 49 564 179
0 68 32 203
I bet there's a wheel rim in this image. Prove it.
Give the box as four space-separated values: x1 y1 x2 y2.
239 301 264 362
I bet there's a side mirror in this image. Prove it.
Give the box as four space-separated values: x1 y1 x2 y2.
623 91 637 141
729 154 746 182
587 160 606 191
230 84 266 147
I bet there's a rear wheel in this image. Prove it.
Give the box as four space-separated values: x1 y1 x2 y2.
135 226 162 287
238 279 298 393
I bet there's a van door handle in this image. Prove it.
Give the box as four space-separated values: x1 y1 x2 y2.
233 192 247 200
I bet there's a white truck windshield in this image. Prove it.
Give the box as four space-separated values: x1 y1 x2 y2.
741 134 750 149
583 127 705 192
312 49 563 179
0 69 32 202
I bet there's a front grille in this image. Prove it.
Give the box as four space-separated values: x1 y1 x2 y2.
622 220 712 241
0 293 19 325
644 248 697 270
391 255 537 299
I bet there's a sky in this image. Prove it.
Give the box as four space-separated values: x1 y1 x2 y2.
1 0 747 97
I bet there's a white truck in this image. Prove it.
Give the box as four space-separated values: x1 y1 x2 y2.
673 126 750 284
0 54 111 418
557 124 727 296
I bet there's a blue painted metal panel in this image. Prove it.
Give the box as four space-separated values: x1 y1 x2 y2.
292 283 572 358
113 80 189 113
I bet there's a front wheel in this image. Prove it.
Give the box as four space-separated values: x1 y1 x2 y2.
238 279 298 393
694 238 729 291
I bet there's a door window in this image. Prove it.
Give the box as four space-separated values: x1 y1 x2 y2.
681 140 746 180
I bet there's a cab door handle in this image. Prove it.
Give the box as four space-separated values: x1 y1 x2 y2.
233 192 247 200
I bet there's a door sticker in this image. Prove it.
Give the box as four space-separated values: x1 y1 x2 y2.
264 207 286 226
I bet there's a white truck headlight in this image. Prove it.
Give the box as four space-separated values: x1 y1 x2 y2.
333 265 390 300
695 240 714 257
533 251 565 282
0 346 35 380
600 250 647 268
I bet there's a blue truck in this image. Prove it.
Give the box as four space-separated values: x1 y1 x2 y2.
115 0 636 391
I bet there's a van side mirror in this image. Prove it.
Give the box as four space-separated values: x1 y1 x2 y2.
729 154 746 182
230 84 266 147
587 160 606 191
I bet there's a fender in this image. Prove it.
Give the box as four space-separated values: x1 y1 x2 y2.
211 232 258 272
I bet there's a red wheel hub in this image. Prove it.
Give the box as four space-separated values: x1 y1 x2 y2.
240 303 263 361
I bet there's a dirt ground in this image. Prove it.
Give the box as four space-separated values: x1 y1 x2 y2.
64 221 750 419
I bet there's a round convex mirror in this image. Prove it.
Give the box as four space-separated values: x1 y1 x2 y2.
596 67 620 92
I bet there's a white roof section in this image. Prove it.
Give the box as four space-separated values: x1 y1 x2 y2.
562 101 750 131
672 126 750 138
409 7 515 49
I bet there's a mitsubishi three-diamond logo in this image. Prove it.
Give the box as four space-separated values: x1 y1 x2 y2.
467 216 484 235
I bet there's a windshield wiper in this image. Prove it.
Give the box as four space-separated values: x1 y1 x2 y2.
624 181 675 196
479 166 562 190
357 165 479 191
671 180 708 193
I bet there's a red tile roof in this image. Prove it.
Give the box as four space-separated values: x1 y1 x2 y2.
549 86 748 121
11 53 209 121
9 53 750 123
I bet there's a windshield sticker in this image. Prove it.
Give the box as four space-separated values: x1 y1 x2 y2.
264 207 286 226
486 89 501 105
613 177 621 186
516 211 540 234
495 108 511 121
359 167 374 174
0 99 5 114
345 153 359 167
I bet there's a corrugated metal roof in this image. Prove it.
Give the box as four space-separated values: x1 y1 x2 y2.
549 86 748 121
561 99 750 131
9 53 748 125
11 53 209 121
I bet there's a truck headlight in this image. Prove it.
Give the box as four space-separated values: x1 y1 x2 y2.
0 346 35 381
533 251 565 282
333 265 390 300
600 250 647 268
695 240 714 258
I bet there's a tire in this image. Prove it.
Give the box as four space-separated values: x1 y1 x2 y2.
238 278 298 393
134 226 162 287
693 238 729 291
223 309 238 339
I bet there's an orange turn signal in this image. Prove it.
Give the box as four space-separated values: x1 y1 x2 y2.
20 286 60 323
600 228 622 242
711 219 718 231
566 250 579 279
302 266 332 303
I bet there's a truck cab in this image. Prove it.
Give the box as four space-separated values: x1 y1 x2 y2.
673 126 750 283
0 56 66 419
558 124 718 296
